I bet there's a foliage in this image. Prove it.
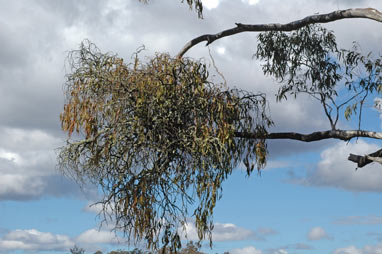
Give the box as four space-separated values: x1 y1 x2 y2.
181 0 203 18
59 23 382 252
178 241 204 254
158 241 203 254
70 245 85 254
107 241 203 254
256 24 382 130
108 249 151 254
59 41 272 251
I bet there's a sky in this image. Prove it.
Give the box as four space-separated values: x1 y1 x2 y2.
0 0 382 253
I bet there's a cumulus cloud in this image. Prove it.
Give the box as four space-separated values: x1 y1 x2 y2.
0 227 126 253
0 127 90 201
0 229 74 251
182 221 276 242
230 245 263 254
294 140 382 192
307 226 332 241
76 229 120 245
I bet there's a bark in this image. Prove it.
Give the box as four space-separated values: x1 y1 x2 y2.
235 129 382 168
235 129 382 142
348 149 382 168
177 8 382 58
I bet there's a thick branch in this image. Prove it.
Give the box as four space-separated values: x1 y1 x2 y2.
177 8 382 58
235 129 382 142
348 149 382 168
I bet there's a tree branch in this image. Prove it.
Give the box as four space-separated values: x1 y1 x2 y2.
235 129 382 142
348 148 382 168
177 8 382 58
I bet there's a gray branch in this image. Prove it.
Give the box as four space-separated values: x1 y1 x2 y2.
348 149 382 168
177 8 382 58
235 129 382 142
235 129 382 168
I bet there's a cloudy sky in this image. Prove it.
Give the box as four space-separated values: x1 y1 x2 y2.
1 0 382 253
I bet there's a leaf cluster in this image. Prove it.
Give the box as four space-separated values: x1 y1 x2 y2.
59 41 271 251
256 24 341 101
255 24 382 129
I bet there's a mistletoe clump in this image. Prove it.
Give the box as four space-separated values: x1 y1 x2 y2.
58 41 271 251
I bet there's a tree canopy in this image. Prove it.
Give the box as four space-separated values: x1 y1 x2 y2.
58 4 382 253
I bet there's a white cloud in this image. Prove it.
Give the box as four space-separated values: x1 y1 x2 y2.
203 0 220 10
307 226 331 241
83 202 105 214
333 244 382 254
242 0 260 5
0 227 128 253
334 246 361 254
0 150 23 165
363 244 382 254
212 223 257 241
182 221 275 242
295 140 382 192
0 127 89 201
230 246 262 254
0 174 45 199
76 229 120 245
263 160 291 170
0 229 74 251
216 46 226 55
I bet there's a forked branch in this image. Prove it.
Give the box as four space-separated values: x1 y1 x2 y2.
177 8 382 58
348 148 382 168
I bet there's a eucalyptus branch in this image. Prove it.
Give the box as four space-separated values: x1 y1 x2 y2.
235 129 382 142
348 148 382 168
320 94 335 130
358 90 369 130
177 8 382 58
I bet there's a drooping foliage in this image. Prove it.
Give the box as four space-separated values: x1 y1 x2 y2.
181 0 203 18
256 24 382 129
59 41 271 251
59 23 382 252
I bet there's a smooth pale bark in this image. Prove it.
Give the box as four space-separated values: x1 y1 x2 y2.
177 8 382 58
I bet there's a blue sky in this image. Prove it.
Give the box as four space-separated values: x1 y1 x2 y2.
1 0 382 253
